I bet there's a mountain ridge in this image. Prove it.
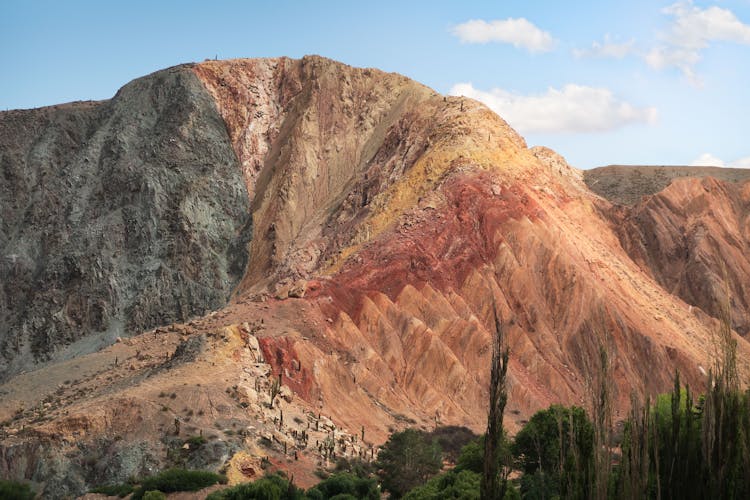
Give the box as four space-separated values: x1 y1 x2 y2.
1 56 749 498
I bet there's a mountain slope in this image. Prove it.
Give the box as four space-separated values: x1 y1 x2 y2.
0 65 251 381
1 57 749 498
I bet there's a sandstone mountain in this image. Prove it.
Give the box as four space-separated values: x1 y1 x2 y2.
1 56 749 498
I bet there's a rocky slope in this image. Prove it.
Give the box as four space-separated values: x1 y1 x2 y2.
1 56 750 498
0 66 251 380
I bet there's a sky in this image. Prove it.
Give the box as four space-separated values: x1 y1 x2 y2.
1 0 749 169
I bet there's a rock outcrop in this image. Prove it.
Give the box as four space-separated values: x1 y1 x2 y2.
0 65 251 380
1 56 750 498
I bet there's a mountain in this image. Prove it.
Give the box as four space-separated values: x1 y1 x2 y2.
1 56 749 498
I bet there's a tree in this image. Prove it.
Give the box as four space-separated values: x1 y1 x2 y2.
375 428 442 498
513 405 594 499
403 469 481 499
481 302 510 500
305 472 379 499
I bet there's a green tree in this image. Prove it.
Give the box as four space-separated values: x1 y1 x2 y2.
513 405 594 499
481 302 510 500
375 428 442 498
455 434 513 475
403 469 480 499
305 472 379 499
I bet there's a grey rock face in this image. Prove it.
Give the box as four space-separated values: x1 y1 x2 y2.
0 65 250 380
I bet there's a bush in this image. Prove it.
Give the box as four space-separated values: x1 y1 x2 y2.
206 472 304 500
143 491 167 500
0 479 36 500
186 434 207 447
90 482 135 497
403 469 521 500
305 472 379 499
332 457 375 478
403 469 480 499
131 468 227 499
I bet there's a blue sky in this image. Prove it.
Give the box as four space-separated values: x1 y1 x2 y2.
2 0 749 169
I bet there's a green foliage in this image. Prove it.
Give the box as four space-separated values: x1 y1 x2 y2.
185 434 207 447
305 472 379 499
512 404 593 499
142 491 167 500
0 479 36 500
332 457 376 478
206 472 304 500
375 428 443 498
403 469 480 499
456 440 484 474
519 470 558 500
130 468 227 499
89 482 135 497
455 433 513 475
616 370 750 499
423 426 478 463
403 469 520 500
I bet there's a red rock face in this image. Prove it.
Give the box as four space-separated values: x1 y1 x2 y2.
188 57 750 439
615 177 750 336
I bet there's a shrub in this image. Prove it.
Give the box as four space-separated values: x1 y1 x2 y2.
89 482 135 497
185 434 207 447
305 472 379 499
143 491 167 500
402 469 521 500
206 472 304 499
0 479 36 500
131 468 227 499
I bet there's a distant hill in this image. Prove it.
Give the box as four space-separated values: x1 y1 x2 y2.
584 165 750 205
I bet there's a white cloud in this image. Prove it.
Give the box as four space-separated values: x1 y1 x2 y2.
451 18 555 53
573 35 635 59
690 152 726 166
647 1 750 82
449 83 657 134
690 153 750 168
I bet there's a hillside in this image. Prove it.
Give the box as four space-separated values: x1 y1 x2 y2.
584 164 750 205
1 56 749 498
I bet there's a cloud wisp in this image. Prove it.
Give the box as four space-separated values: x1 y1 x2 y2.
691 153 750 168
451 18 555 53
450 83 657 134
573 35 636 59
647 1 750 83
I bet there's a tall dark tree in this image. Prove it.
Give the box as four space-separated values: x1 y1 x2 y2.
481 302 510 500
